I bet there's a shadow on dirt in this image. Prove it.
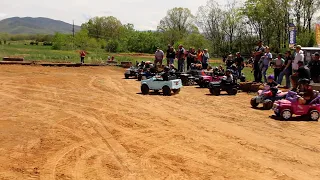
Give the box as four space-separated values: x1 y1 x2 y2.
269 115 318 122
205 93 234 96
250 107 271 111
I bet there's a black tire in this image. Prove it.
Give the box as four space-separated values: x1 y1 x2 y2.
141 84 149 95
199 83 204 88
188 79 194 86
209 88 215 95
137 75 142 81
162 86 171 96
212 87 221 96
154 90 159 93
125 74 130 79
281 109 292 120
263 100 273 110
172 88 181 94
309 110 320 121
251 98 259 108
230 88 238 95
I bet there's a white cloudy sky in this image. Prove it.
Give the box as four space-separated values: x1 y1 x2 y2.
0 0 231 30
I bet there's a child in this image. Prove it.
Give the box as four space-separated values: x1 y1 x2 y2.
222 69 234 83
297 78 313 105
265 75 279 97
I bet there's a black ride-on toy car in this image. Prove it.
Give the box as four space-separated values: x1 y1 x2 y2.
208 70 239 96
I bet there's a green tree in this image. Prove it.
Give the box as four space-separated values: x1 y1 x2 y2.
52 33 67 50
157 7 195 45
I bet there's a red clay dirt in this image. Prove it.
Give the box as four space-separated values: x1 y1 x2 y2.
0 65 319 180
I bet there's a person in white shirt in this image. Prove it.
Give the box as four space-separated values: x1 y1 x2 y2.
154 47 164 67
292 45 304 72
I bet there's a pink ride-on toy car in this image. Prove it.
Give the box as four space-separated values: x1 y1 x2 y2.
273 91 320 121
198 75 223 88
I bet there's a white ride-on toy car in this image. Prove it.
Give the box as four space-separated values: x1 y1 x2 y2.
141 75 182 96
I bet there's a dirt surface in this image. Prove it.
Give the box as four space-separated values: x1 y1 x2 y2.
0 65 319 180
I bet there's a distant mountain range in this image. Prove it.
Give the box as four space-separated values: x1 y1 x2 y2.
0 17 81 34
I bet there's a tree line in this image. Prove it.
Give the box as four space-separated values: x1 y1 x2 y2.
1 0 319 57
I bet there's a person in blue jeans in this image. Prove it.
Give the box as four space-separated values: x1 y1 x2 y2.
278 51 293 89
261 46 273 83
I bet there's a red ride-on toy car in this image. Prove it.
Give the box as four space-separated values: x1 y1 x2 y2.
273 91 320 121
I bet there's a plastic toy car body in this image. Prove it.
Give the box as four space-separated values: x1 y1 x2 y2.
198 75 224 88
251 86 287 110
124 66 139 79
273 91 320 120
208 78 239 96
174 72 196 86
141 75 182 96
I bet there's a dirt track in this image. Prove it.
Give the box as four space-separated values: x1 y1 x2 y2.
0 65 319 180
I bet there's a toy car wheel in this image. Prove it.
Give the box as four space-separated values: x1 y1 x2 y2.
199 83 204 88
172 88 180 94
309 110 319 121
125 74 130 79
137 75 142 81
154 90 159 93
188 79 194 86
250 98 259 108
281 109 292 120
230 88 238 95
141 84 149 95
162 86 171 96
211 87 221 96
263 100 273 110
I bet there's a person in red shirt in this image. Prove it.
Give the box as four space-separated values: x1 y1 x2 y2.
80 50 86 64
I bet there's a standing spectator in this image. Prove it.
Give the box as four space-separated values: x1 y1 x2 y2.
261 46 272 82
186 47 192 70
187 48 197 70
80 50 86 64
202 49 210 70
176 45 186 72
166 46 176 66
308 52 320 83
253 40 265 83
273 53 285 82
154 47 164 67
292 45 304 73
197 48 203 63
290 61 310 91
278 51 293 88
166 44 171 66
234 52 244 76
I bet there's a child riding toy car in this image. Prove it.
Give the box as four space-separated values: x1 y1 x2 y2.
208 69 239 96
273 90 320 121
251 75 287 110
273 78 320 120
124 66 139 79
251 85 287 110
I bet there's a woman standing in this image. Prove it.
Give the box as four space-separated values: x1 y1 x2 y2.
273 53 285 82
202 49 210 70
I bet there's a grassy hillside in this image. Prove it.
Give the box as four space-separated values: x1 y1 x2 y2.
0 17 81 34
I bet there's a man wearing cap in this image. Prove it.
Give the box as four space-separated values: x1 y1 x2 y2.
290 60 310 91
292 45 304 73
253 40 265 83
308 52 320 83
154 47 164 67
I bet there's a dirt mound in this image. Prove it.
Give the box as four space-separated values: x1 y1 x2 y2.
0 65 319 180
